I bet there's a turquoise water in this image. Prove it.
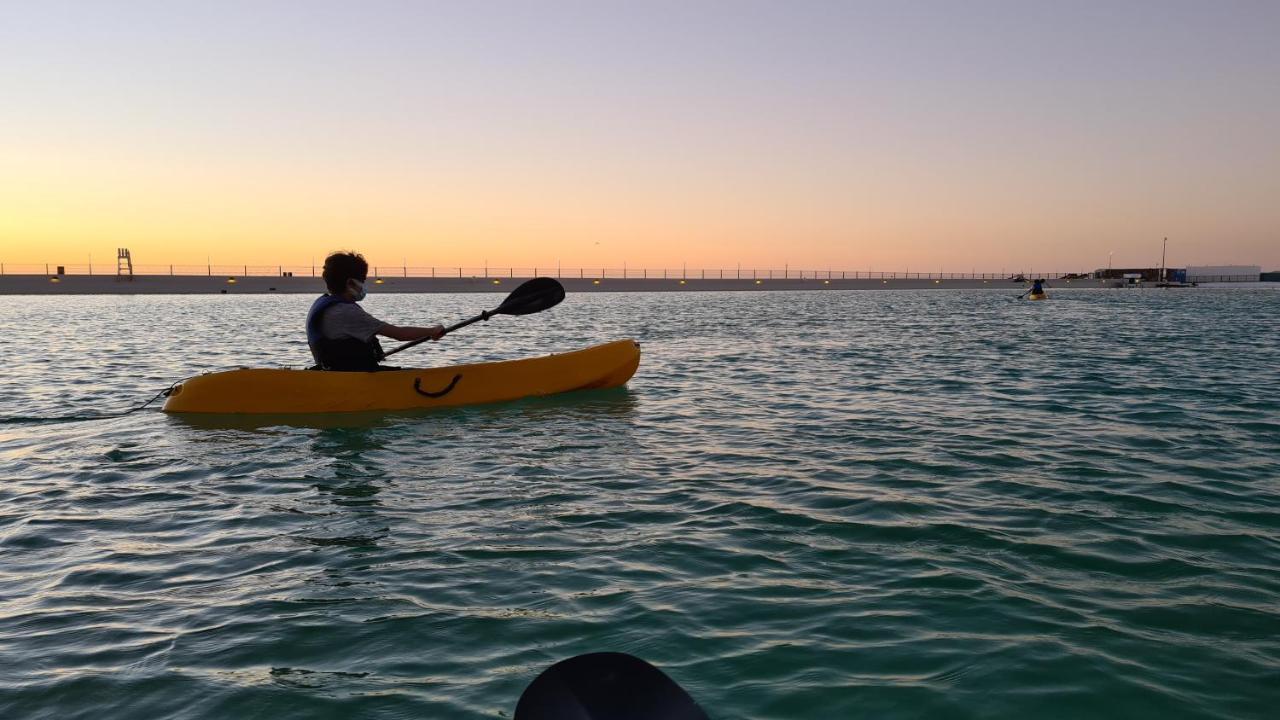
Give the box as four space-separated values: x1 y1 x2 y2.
1 289 1277 719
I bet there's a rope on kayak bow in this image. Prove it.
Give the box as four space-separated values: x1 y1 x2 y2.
123 382 181 415
0 381 180 425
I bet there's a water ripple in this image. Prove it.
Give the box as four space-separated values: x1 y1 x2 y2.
1 289 1278 718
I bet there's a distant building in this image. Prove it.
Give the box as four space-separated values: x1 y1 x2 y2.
1094 267 1185 282
1185 265 1261 283
1261 271 1279 282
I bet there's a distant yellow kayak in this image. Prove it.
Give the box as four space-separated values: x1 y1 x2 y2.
163 339 640 414
1028 292 1048 301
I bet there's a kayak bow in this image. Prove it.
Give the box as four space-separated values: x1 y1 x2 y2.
163 339 640 414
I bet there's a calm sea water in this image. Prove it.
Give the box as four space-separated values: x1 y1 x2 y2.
1 288 1277 719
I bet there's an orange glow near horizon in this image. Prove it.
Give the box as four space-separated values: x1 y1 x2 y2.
3 136 1275 272
2 149 1272 273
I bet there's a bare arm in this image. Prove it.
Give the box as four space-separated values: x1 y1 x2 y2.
376 324 444 342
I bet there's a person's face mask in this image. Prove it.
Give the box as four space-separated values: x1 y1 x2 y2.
349 278 367 301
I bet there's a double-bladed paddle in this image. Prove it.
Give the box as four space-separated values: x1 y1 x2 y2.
382 276 565 359
515 652 708 720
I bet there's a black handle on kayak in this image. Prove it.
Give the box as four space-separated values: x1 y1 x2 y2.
382 277 565 359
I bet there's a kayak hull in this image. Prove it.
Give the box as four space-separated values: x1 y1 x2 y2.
1028 292 1048 301
163 339 641 414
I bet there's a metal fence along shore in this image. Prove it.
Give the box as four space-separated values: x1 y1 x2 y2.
0 262 1090 281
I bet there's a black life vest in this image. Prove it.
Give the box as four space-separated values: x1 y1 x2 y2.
306 294 385 371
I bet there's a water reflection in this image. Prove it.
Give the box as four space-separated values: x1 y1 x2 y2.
167 410 402 432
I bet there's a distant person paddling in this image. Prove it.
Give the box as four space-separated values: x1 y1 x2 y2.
306 251 443 371
1020 278 1048 299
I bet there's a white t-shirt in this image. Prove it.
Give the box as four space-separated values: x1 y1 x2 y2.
319 302 385 342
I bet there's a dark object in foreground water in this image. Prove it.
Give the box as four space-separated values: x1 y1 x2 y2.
515 652 708 720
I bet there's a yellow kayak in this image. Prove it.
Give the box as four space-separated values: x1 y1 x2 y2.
1028 292 1048 301
163 339 640 414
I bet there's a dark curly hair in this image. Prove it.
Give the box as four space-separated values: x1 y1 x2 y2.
322 251 369 295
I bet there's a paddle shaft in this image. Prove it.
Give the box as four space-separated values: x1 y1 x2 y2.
378 277 564 360
382 311 490 359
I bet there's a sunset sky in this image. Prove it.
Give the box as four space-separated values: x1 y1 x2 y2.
2 1 1277 272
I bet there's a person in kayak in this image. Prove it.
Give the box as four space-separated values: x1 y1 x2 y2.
306 251 443 371
1029 278 1046 295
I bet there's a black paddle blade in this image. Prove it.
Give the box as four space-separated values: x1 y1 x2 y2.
496 277 565 316
514 652 708 720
